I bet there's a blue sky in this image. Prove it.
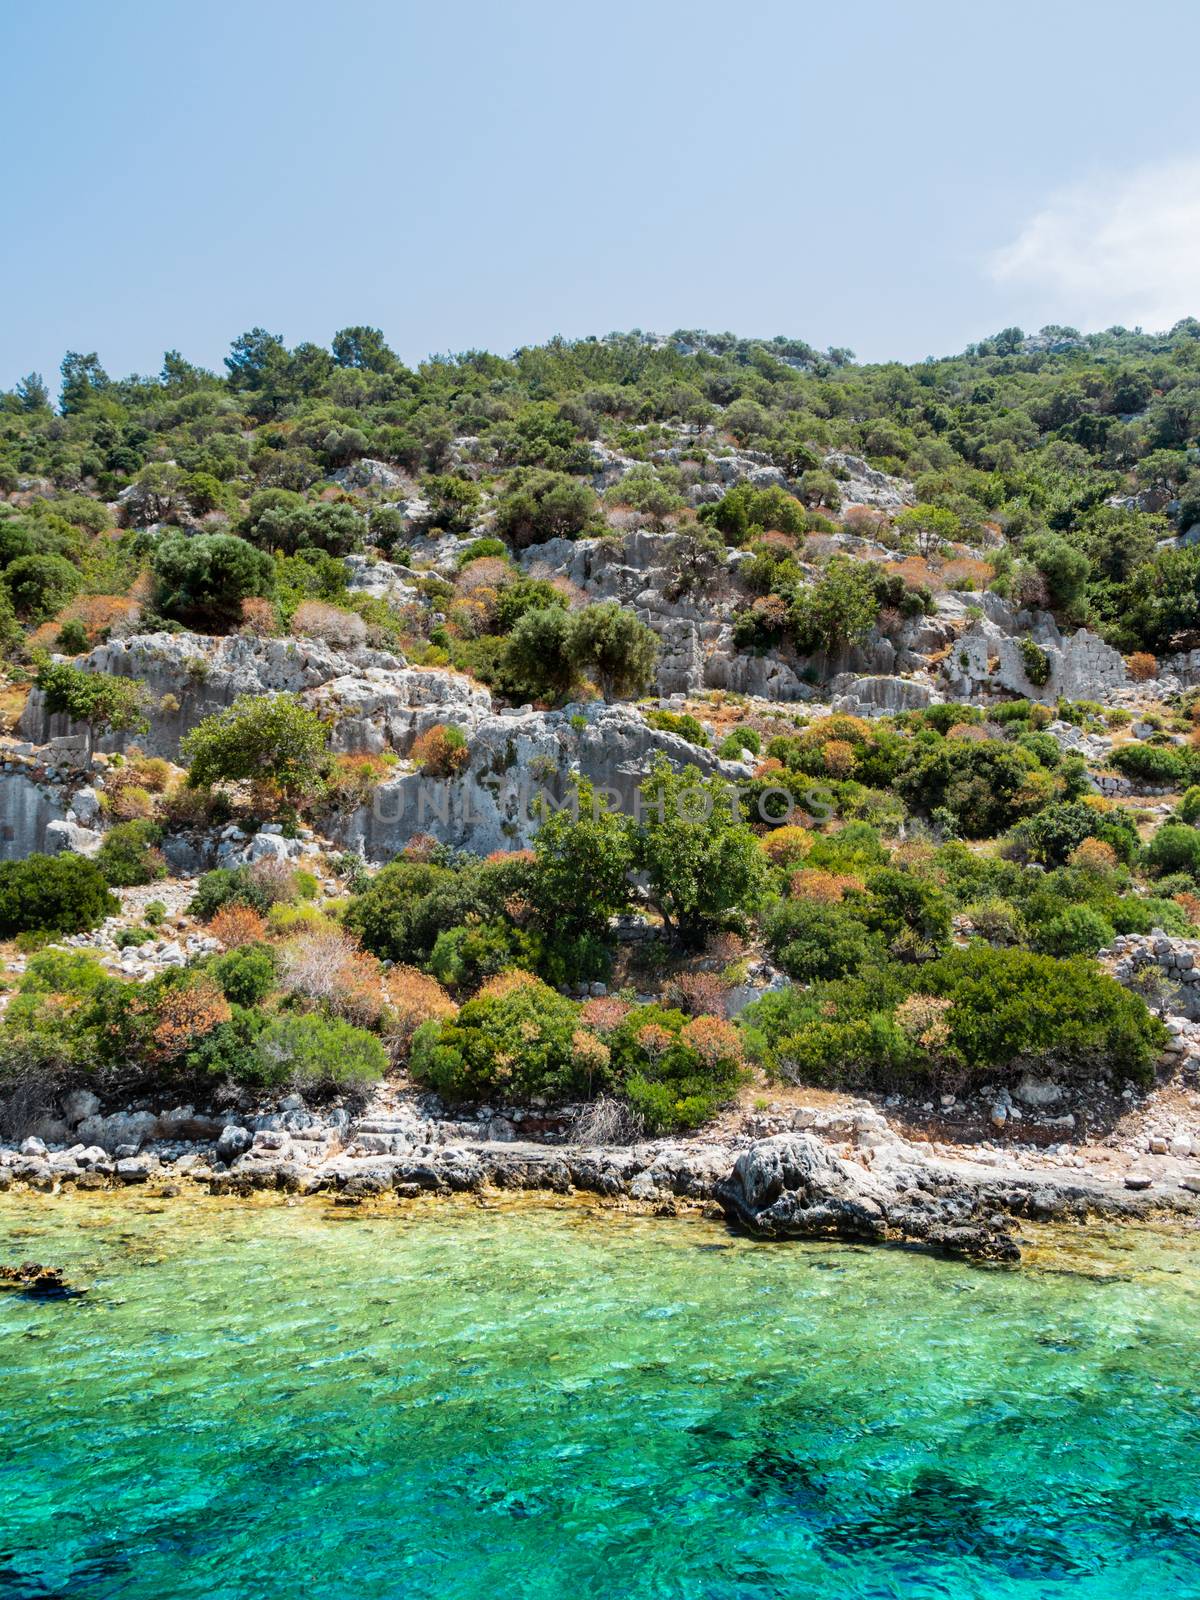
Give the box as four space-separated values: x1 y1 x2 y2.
5 0 1200 390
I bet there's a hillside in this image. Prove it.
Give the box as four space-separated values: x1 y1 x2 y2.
3 321 1200 1222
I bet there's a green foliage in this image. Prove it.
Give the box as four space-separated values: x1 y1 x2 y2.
188 866 272 920
152 533 275 630
181 694 331 801
718 728 761 759
244 1012 387 1088
494 470 596 548
635 757 770 945
763 899 880 981
743 944 1164 1093
411 976 587 1101
1033 904 1115 957
5 554 81 620
1019 636 1051 687
790 558 882 656
36 660 149 733
1005 799 1138 866
96 820 166 887
644 709 710 746
1109 742 1191 787
0 853 117 937
699 482 806 545
210 944 279 1006
567 602 659 700
1145 823 1200 881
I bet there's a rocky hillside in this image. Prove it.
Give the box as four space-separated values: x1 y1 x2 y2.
4 322 1200 1207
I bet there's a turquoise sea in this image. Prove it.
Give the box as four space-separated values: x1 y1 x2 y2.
1 1191 1199 1600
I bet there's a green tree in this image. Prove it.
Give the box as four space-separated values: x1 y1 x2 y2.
5 554 81 620
181 694 331 803
895 503 959 556
331 325 399 373
790 558 880 655
152 533 275 630
494 470 596 548
36 660 149 737
634 757 769 945
567 602 659 700
504 605 577 700
532 778 634 942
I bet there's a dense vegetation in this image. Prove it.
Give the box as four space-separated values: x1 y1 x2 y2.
6 319 1200 677
6 319 1200 1135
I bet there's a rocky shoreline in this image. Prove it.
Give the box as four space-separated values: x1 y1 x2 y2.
4 1089 1198 1264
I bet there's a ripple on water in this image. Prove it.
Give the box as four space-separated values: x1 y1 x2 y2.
1 1191 1199 1600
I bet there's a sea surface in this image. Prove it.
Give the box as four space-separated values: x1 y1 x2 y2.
1 1191 1199 1599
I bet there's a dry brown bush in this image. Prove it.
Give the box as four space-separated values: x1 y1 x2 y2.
209 902 268 949
664 970 730 1018
238 597 278 637
292 601 367 649
247 857 300 906
382 965 456 1060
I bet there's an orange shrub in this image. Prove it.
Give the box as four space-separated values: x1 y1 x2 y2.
383 965 456 1059
1069 838 1118 875
790 868 865 904
680 1015 743 1067
149 978 231 1061
579 996 631 1032
1174 891 1200 926
476 970 541 1002
665 971 730 1017
209 902 268 949
803 714 871 747
411 723 469 777
822 738 855 778
238 597 278 636
1126 651 1158 682
635 1023 674 1058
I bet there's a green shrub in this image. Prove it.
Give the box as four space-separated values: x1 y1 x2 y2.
763 899 879 981
644 709 710 746
152 532 275 630
247 1011 387 1088
1110 742 1190 787
188 867 271 920
1005 800 1138 867
1019 636 1051 687
210 944 278 1006
36 660 149 735
410 974 587 1101
55 619 89 654
1032 905 1115 957
1145 823 1200 880
5 554 81 620
1180 786 1200 824
96 820 166 887
718 728 761 759
0 854 117 937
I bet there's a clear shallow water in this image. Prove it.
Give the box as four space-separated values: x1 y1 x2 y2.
1 1195 1199 1600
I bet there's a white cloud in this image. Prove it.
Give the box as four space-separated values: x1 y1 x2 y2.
989 158 1200 333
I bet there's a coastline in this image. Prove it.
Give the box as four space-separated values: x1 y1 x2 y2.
5 1094 1200 1266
